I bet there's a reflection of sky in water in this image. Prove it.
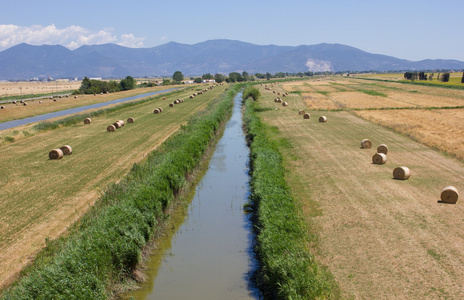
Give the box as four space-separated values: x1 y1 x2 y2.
128 92 259 300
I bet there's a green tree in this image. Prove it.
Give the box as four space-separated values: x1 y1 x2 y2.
119 76 136 91
255 73 265 79
162 79 171 86
461 72 464 84
202 73 213 80
194 77 202 83
242 71 249 81
266 72 272 80
228 72 243 83
214 73 225 83
172 71 184 82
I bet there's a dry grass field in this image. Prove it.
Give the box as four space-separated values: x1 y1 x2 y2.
0 84 226 288
0 85 170 124
0 81 82 98
255 79 464 298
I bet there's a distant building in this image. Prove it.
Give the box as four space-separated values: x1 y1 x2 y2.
201 79 216 83
184 80 194 84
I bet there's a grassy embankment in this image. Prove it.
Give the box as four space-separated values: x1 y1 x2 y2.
0 85 237 299
243 87 337 299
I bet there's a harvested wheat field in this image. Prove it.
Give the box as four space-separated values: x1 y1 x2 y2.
256 79 464 298
0 81 82 98
0 84 226 289
0 85 169 124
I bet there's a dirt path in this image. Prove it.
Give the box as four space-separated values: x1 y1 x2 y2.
258 87 464 299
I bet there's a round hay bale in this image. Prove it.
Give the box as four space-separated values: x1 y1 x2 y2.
303 113 310 119
174 100 179 104
20 100 24 103
372 153 387 164
107 124 116 132
169 103 174 107
53 99 57 102
282 102 288 106
84 118 91 124
361 139 372 149
59 95 62 98
154 108 160 114
393 166 410 180
113 121 124 129
190 95 194 99
319 116 327 122
23 102 27 106
60 145 73 156
12 101 16 104
74 96 77 99
49 148 63 160
158 107 163 112
39 101 43 103
377 144 389 154
0 106 5 109
441 186 459 204
298 110 305 115
162 97 166 100
117 120 125 127
127 117 134 123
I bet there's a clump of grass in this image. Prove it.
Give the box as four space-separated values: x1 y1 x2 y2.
317 91 330 96
243 97 336 299
1 85 238 299
4 136 15 143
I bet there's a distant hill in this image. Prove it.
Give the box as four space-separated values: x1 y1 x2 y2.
0 39 463 80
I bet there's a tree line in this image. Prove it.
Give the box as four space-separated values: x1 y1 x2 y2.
403 71 463 83
74 76 137 95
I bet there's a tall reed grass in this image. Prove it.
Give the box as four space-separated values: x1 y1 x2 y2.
243 94 336 299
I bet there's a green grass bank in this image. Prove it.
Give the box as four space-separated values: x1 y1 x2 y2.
243 92 336 299
0 85 238 299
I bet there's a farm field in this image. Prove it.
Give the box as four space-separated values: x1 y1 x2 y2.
0 84 171 124
0 80 82 99
0 83 226 289
255 79 464 298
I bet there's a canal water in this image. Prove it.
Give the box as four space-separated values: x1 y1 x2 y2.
0 88 177 131
125 93 260 299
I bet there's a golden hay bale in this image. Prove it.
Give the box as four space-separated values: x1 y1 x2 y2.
107 124 116 132
169 103 174 107
298 110 305 115
117 120 125 127
190 95 194 99
319 116 327 122
372 153 387 164
303 113 310 119
12 101 17 104
49 148 63 160
377 144 389 154
53 99 57 102
393 166 410 180
154 108 160 114
282 102 288 106
74 96 77 99
39 101 43 103
23 102 27 106
361 139 372 149
84 118 91 124
174 100 179 104
60 145 73 156
158 107 163 112
20 100 24 103
127 117 134 123
162 97 166 100
0 106 5 109
441 186 459 204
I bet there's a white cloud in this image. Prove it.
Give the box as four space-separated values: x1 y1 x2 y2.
0 24 145 51
118 33 145 48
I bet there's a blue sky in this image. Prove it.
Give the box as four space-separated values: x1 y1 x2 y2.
1 0 463 61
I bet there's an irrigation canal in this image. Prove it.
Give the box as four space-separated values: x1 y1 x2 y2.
0 88 178 131
124 93 260 299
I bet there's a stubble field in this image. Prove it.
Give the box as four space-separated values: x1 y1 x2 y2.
255 78 464 298
0 84 225 289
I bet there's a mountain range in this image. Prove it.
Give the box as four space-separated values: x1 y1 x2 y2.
0 39 463 80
